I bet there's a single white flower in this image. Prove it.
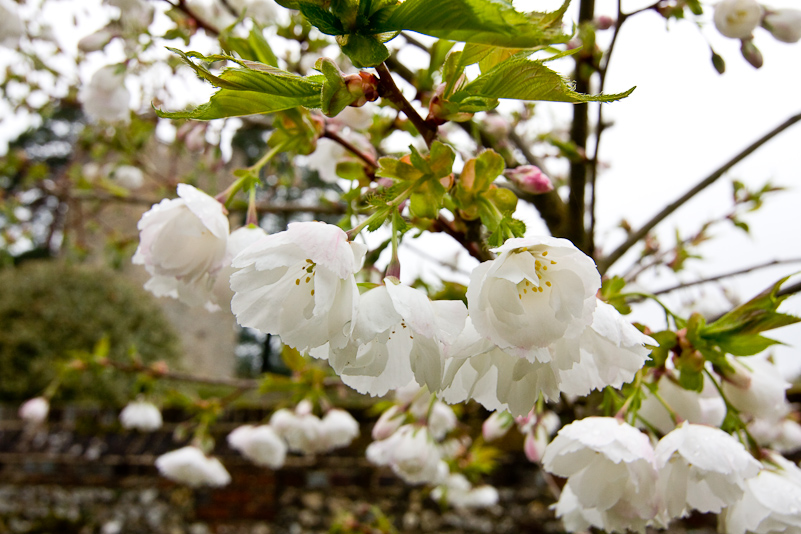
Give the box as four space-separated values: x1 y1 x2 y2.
0 0 24 48
119 400 163 432
713 0 763 39
720 453 801 534
637 370 726 434
332 104 376 131
155 446 231 487
467 236 600 361
77 27 117 53
367 425 445 485
320 409 360 450
230 221 366 353
543 417 660 533
79 65 131 123
764 8 801 43
112 165 144 190
19 397 49 425
431 473 499 509
227 425 287 469
107 0 154 30
133 184 229 310
655 422 760 522
321 279 466 395
749 417 801 454
722 356 791 420
227 0 279 22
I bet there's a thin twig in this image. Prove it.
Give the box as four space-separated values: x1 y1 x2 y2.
165 0 221 36
599 111 801 274
778 280 801 299
374 62 437 147
323 127 378 170
105 359 260 390
651 258 801 296
433 215 493 262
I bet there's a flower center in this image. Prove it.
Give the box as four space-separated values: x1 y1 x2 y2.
295 258 317 296
517 250 557 300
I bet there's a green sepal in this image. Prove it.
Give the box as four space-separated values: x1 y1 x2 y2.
646 330 677 369
675 350 705 392
316 58 358 117
600 275 631 315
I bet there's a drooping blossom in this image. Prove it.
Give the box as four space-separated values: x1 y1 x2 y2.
79 65 131 123
269 401 359 454
155 446 231 487
317 279 466 395
719 452 801 534
227 0 280 22
654 422 760 523
542 417 660 533
133 184 229 310
320 409 360 449
764 8 801 43
713 0 762 39
721 356 791 420
749 417 801 454
112 165 144 190
482 410 514 442
366 424 447 485
230 221 366 353
637 369 726 434
520 410 561 463
227 425 287 469
467 236 600 361
119 400 163 432
372 405 406 441
431 473 499 509
19 397 49 425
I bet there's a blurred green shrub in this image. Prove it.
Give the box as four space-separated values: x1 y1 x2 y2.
0 261 181 404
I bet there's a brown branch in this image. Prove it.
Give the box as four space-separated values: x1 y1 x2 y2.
433 215 493 262
166 0 221 36
598 111 801 274
374 62 437 147
778 280 801 299
104 359 260 390
323 127 378 171
651 259 801 296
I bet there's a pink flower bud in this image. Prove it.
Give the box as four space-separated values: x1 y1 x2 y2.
372 405 405 440
764 8 801 43
524 426 549 462
595 15 615 30
344 72 380 108
740 38 764 69
505 165 554 194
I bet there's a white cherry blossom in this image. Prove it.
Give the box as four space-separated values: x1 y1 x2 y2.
320 409 360 449
654 422 760 522
19 397 49 425
366 425 446 485
637 370 726 434
79 65 131 123
543 417 660 533
0 0 23 48
764 8 801 43
431 474 499 509
720 453 801 534
230 221 366 353
119 400 163 432
133 184 229 310
111 165 144 190
155 446 231 487
467 236 600 361
722 356 791 419
713 0 762 39
749 417 801 453
227 425 287 469
320 279 466 395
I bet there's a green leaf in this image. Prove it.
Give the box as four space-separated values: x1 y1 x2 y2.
714 334 782 357
374 0 571 49
220 26 279 66
456 56 635 103
156 49 323 120
299 4 345 34
337 33 391 68
316 58 358 117
647 330 677 368
702 276 801 337
600 275 632 315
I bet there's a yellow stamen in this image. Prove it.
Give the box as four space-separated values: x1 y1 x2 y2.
295 279 300 285
546 281 552 287
542 251 548 256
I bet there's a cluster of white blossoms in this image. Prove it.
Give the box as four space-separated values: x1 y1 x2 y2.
542 417 766 533
714 0 801 43
119 399 163 432
155 446 231 488
228 400 360 470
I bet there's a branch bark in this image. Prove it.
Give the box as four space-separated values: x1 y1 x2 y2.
598 111 801 274
374 62 437 148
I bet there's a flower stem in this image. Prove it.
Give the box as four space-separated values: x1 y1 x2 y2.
346 180 418 240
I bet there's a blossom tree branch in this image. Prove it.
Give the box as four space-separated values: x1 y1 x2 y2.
374 62 438 148
598 110 801 274
651 258 801 296
323 127 378 171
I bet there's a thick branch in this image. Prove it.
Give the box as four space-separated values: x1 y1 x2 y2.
599 111 801 274
374 62 437 147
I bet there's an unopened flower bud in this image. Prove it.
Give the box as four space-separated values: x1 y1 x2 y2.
344 72 379 108
714 0 762 39
19 397 49 425
763 8 801 43
740 38 764 69
595 15 615 30
482 411 514 442
505 165 554 194
373 405 405 440
524 425 550 462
